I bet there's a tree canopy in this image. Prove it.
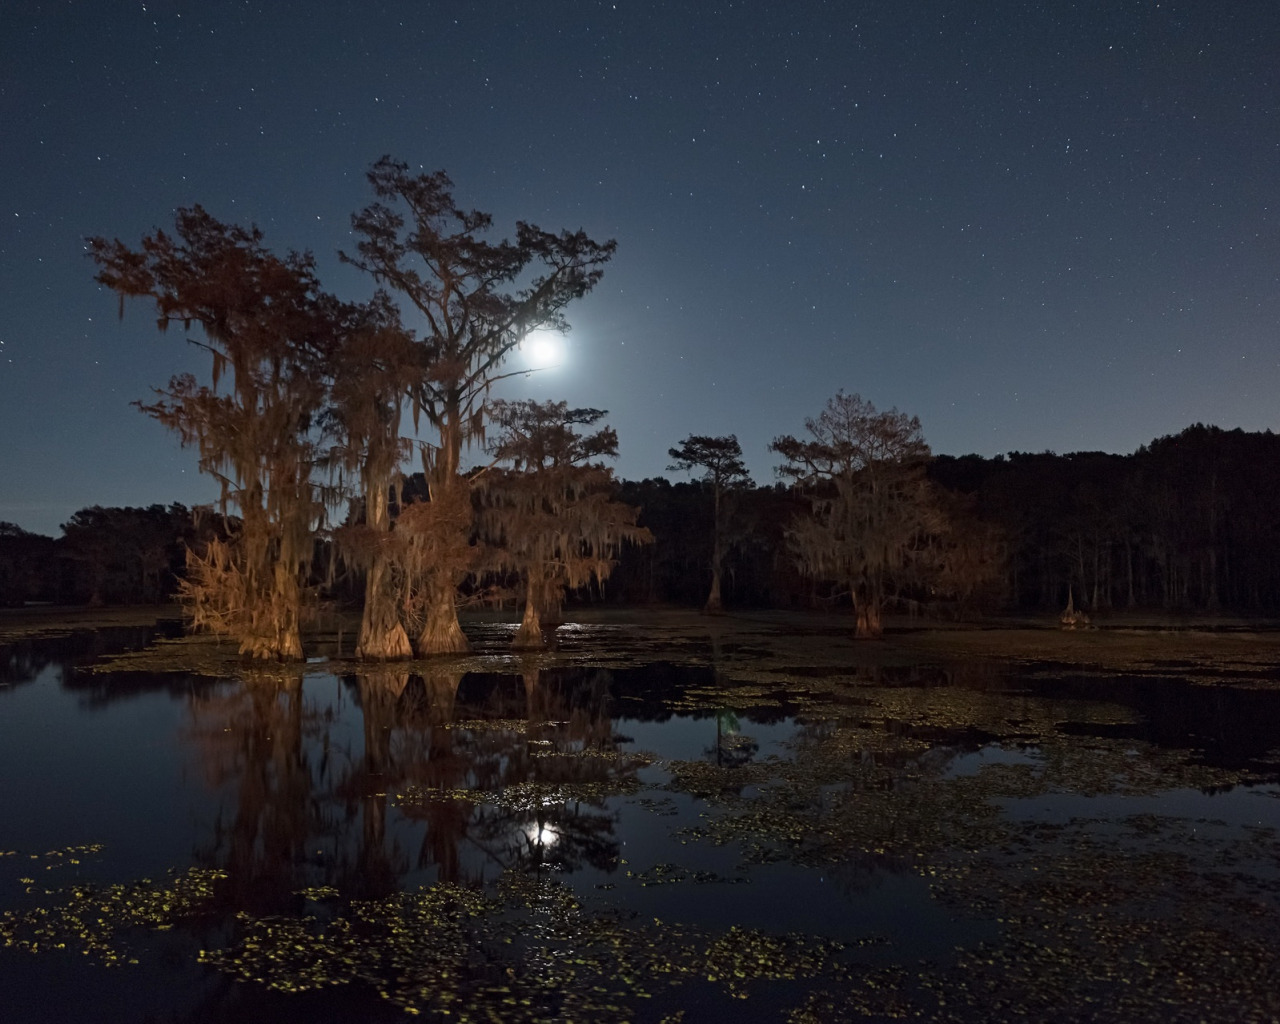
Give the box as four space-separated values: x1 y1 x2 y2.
88 161 617 660
667 434 751 612
772 392 943 637
343 157 617 653
89 208 342 659
479 400 649 648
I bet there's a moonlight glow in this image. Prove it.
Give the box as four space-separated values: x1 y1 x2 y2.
523 330 565 370
526 822 559 849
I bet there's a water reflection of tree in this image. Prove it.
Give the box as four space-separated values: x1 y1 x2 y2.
708 709 759 767
341 671 414 896
0 626 180 694
396 666 630 881
181 664 633 915
334 666 632 886
338 669 471 892
515 667 626 874
186 674 337 913
705 627 760 768
0 638 55 688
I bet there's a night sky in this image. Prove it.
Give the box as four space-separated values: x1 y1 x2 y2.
3 0 1278 536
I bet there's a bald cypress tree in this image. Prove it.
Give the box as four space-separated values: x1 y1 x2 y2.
89 208 336 660
320 293 419 660
343 157 616 654
772 392 944 638
478 400 650 649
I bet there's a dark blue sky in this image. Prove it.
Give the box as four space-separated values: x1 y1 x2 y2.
3 0 1277 536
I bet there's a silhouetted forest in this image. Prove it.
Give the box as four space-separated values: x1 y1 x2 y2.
6 423 1278 618
0 505 195 606
609 424 1280 616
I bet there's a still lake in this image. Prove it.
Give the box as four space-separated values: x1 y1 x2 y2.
2 618 1279 1022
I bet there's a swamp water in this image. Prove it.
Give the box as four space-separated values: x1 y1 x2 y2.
1 620 1279 1022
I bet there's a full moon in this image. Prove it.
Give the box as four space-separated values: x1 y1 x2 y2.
523 330 565 370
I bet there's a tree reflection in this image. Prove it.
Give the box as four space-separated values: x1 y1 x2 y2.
0 638 55 688
513 667 627 874
708 709 759 767
0 625 179 694
180 664 635 915
346 669 472 888
403 666 631 881
185 673 336 913
341 670 414 897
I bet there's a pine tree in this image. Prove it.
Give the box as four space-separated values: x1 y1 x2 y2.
667 434 751 612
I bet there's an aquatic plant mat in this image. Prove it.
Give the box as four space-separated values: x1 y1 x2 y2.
3 610 1280 1021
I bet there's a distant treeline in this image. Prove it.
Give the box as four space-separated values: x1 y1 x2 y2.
5 423 1277 617
609 423 1278 616
0 505 196 606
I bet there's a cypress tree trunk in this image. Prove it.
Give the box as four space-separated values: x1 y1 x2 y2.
242 563 303 661
404 471 474 656
513 594 544 650
417 579 470 654
704 565 724 614
855 600 883 638
357 556 412 660
705 483 724 613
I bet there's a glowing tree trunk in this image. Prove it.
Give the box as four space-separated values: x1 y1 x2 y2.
418 575 471 653
855 588 884 639
514 591 545 649
323 305 417 661
355 495 412 660
512 574 562 649
399 478 475 655
417 413 473 654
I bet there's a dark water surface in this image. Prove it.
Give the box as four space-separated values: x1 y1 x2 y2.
2 624 1279 1022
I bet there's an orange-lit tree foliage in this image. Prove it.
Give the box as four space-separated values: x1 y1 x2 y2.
89 208 336 660
478 400 650 649
343 158 616 654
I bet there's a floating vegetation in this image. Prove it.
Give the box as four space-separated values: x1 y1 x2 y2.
398 775 644 814
663 757 778 799
9 843 105 872
912 810 1280 1022
0 866 226 965
448 717 530 733
626 862 750 887
636 796 680 817
293 885 340 901
529 746 649 763
670 682 802 712
6 611 1280 1020
199 872 864 1019
90 632 247 677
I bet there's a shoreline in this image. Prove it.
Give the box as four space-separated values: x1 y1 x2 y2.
5 603 1280 682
